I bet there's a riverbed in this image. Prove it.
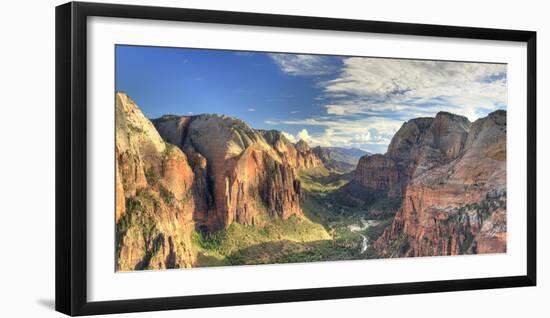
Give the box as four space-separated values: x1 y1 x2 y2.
348 218 380 253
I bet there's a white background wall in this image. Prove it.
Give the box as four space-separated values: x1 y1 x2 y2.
0 0 547 316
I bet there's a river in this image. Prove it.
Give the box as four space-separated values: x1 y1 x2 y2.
349 218 380 254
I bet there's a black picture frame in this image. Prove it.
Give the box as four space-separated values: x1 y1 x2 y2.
55 1 537 316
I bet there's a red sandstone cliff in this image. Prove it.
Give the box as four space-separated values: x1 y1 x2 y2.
374 110 506 257
115 92 196 270
353 154 401 197
260 130 324 171
116 92 326 270
153 115 310 232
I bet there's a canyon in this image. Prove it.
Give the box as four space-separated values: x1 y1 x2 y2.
115 91 507 271
371 111 507 257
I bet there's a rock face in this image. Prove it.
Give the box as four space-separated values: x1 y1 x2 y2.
374 110 507 257
392 112 470 178
116 92 330 270
294 139 324 169
115 88 506 268
152 116 314 232
260 131 324 171
352 112 471 199
353 154 400 197
313 146 368 173
115 92 196 271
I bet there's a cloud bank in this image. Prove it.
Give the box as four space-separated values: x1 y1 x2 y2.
322 58 507 120
268 55 507 153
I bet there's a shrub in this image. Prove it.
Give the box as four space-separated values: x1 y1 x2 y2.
145 168 160 185
159 185 176 206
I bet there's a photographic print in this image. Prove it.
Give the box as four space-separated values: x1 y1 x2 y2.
115 45 507 271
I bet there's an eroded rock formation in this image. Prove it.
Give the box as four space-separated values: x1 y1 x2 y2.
115 92 196 271
351 112 472 198
115 88 507 268
353 154 401 197
116 92 329 270
152 115 316 232
260 130 324 171
373 110 507 257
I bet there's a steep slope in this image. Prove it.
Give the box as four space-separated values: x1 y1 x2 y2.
260 130 325 171
152 115 309 232
392 111 470 178
313 146 368 173
115 92 197 271
353 154 400 197
374 110 506 257
294 139 325 170
348 112 471 199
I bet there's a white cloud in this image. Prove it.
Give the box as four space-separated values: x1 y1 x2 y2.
283 128 329 147
325 104 351 116
248 108 256 112
268 55 507 153
321 58 507 121
269 53 338 76
276 116 401 136
296 129 312 142
281 131 297 143
272 117 400 152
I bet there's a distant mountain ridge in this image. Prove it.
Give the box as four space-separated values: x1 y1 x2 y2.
313 146 369 173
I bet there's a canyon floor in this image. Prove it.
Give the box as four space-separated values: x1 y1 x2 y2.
192 168 396 267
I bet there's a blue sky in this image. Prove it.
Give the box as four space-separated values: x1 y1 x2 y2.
116 45 507 153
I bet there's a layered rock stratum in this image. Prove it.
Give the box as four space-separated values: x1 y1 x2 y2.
371 110 507 257
115 90 506 269
353 154 400 197
259 130 324 171
115 92 197 271
152 116 326 232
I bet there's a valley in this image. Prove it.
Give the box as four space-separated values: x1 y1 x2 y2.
185 154 389 267
115 91 507 271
